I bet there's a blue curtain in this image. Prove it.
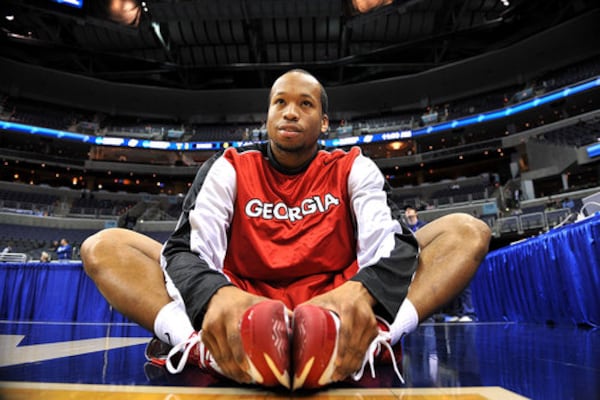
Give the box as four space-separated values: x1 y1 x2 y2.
0 262 132 323
3 213 600 327
475 323 600 399
472 213 600 326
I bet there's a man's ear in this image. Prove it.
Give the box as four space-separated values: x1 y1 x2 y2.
321 114 330 133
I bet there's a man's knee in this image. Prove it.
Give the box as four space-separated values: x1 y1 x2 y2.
445 213 492 252
80 228 122 277
420 213 491 253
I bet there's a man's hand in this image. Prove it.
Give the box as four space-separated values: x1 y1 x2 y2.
200 286 267 383
302 281 378 382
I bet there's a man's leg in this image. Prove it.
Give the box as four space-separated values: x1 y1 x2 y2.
457 285 476 321
80 227 171 331
81 228 290 387
409 213 491 321
389 213 490 344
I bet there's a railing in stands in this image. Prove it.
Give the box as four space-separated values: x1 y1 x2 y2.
0 253 28 262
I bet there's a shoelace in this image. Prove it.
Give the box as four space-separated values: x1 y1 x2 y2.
165 332 213 374
351 327 405 384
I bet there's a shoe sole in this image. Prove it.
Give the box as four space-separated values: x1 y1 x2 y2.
240 300 291 388
144 337 172 366
292 304 339 390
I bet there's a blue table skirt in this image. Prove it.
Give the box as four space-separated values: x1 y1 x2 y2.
2 214 599 327
472 213 600 327
0 261 131 323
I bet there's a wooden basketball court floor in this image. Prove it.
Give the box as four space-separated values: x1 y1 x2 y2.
0 320 598 400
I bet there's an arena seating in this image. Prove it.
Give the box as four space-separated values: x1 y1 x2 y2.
2 55 598 146
1 56 599 255
538 118 600 147
0 188 58 209
0 223 97 260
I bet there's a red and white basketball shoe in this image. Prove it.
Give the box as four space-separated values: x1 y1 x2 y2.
291 304 340 390
352 316 404 384
155 299 292 388
159 331 222 376
291 304 404 390
239 299 292 388
145 336 172 368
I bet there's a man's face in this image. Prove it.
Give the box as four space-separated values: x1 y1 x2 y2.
405 209 418 223
267 71 329 168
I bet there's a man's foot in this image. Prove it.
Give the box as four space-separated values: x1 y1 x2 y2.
292 305 404 390
161 331 222 376
291 304 340 390
352 317 404 384
154 299 292 389
144 336 172 367
240 299 292 388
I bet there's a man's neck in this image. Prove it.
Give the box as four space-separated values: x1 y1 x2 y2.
267 143 318 174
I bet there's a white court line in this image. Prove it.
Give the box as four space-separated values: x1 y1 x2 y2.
0 335 150 367
0 320 141 326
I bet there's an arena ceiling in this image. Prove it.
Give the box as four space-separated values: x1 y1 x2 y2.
1 0 599 92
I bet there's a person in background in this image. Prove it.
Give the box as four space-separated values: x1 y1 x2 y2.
56 238 72 260
40 251 51 262
404 205 427 232
49 240 59 252
561 197 575 211
1 244 12 255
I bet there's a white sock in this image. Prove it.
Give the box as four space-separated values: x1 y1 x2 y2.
389 299 419 345
153 301 195 346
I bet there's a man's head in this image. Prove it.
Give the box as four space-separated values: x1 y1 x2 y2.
267 69 329 169
270 69 328 115
404 206 419 224
40 251 51 262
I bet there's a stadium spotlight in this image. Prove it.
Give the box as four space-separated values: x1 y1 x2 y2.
106 0 141 26
350 0 393 14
